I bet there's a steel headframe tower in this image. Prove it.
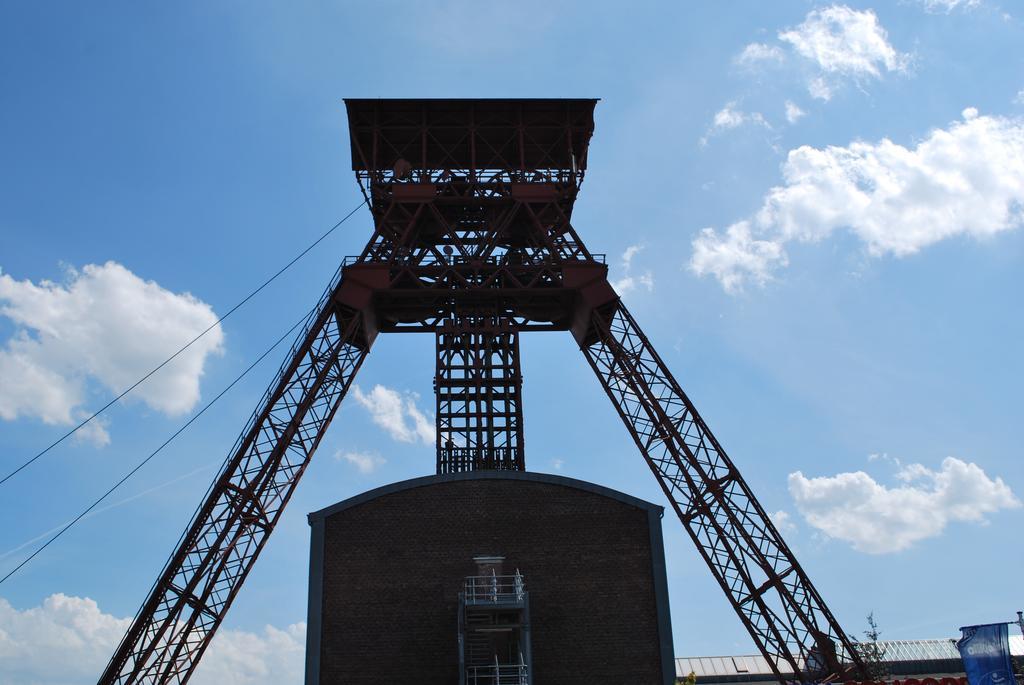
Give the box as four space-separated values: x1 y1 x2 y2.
99 99 866 685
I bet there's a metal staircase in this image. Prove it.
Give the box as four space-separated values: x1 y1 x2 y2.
458 569 532 685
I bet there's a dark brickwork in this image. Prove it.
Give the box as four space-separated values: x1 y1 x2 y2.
306 472 674 685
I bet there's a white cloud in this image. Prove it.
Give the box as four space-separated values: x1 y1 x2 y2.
784 100 807 124
713 106 749 130
735 42 786 67
690 108 1024 292
621 244 643 269
614 273 654 294
771 510 797 532
690 221 787 294
807 76 834 101
735 5 909 103
1015 89 1024 106
867 452 902 468
701 102 770 145
197 621 305 685
0 594 130 685
72 416 112 448
351 384 434 444
918 0 981 12
728 6 908 112
780 5 909 100
336 449 385 474
0 262 224 442
611 244 655 295
0 593 304 685
788 457 1020 554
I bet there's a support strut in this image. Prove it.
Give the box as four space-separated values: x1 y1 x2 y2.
579 299 864 681
435 314 525 473
98 271 372 685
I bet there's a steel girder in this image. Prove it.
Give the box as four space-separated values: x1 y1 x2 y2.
435 315 525 473
99 272 370 685
580 300 864 681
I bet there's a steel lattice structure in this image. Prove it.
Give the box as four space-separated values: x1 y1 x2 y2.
435 315 524 473
100 99 866 685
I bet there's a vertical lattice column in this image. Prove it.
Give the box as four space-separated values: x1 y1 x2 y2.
435 316 525 473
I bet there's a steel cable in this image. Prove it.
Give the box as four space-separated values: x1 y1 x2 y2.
0 307 314 585
0 199 366 487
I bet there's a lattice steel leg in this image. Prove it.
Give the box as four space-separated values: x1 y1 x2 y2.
579 300 865 683
99 278 372 685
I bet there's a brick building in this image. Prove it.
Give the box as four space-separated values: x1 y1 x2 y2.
304 470 675 684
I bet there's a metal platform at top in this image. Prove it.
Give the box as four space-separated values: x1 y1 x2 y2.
343 98 599 174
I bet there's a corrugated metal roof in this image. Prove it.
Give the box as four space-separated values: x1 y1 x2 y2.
675 653 792 679
881 638 961 661
675 635 1024 679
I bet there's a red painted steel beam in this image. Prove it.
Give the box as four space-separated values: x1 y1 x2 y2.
577 296 866 682
98 272 372 684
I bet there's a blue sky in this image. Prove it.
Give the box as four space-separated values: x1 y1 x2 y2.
1 1 1023 682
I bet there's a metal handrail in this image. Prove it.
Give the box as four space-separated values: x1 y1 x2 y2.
341 251 606 267
463 570 526 604
465 663 529 685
